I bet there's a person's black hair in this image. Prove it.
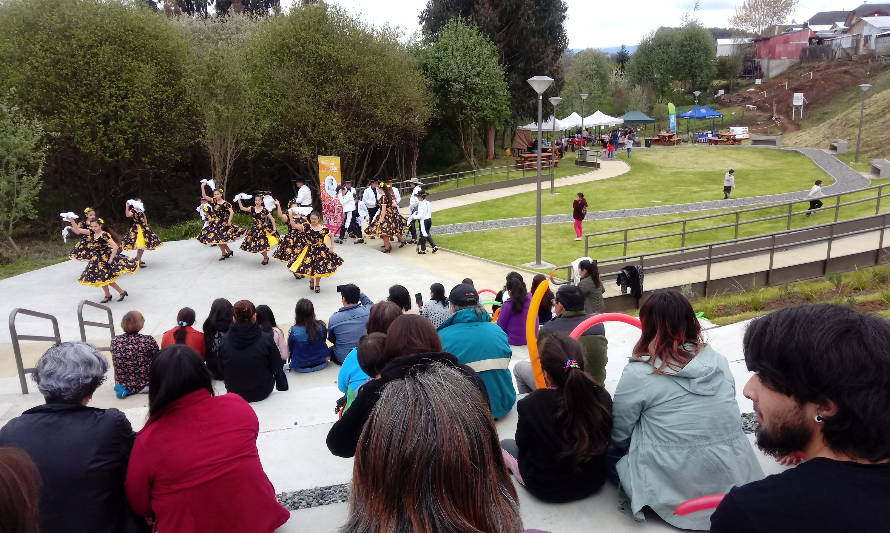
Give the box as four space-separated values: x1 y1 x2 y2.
429 283 447 306
577 259 602 288
530 274 554 312
340 284 361 305
504 272 527 315
461 278 474 287
173 307 196 344
743 304 890 462
202 298 233 337
147 345 213 420
577 192 585 199
539 333 612 467
815 179 823 185
728 168 734 173
555 284 584 312
357 332 388 377
255 305 277 333
294 298 321 341
387 284 412 312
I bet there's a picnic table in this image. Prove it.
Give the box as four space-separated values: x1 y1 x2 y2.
708 133 741 146
515 151 559 170
650 132 682 146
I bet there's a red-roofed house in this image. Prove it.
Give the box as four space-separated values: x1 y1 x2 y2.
753 28 818 78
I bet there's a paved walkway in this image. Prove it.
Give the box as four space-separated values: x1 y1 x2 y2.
436 148 871 236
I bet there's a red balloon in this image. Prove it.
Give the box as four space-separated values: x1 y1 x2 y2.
674 494 726 516
568 313 642 339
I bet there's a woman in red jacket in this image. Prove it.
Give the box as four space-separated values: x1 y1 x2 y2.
125 345 289 533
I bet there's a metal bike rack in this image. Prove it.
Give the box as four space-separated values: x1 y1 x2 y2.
8 308 61 394
77 300 115 352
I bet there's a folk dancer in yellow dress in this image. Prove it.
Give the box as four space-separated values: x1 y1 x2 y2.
197 183 245 260
287 211 343 293
272 199 308 279
236 192 281 265
67 207 100 261
69 220 139 303
121 199 163 268
364 183 407 253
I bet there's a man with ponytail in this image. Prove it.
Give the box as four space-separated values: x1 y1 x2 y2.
161 307 205 358
501 332 612 503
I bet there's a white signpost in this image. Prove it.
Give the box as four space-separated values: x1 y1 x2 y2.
792 92 805 120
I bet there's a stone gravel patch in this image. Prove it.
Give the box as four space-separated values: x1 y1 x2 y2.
278 483 350 510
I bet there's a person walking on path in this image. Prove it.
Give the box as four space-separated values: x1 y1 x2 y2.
723 169 735 199
806 179 824 216
572 193 588 241
624 133 634 158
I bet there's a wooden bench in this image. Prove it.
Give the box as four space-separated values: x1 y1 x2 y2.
871 159 890 179
750 135 782 147
829 139 849 154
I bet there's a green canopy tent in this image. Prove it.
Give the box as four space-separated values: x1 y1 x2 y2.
620 110 655 134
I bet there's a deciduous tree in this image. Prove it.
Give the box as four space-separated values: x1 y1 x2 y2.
729 0 798 35
561 49 612 117
0 95 46 253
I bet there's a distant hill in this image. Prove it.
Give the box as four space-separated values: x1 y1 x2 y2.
567 45 638 55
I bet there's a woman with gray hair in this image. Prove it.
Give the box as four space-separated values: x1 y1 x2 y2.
0 342 146 533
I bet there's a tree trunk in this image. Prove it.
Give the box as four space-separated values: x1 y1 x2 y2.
486 126 496 160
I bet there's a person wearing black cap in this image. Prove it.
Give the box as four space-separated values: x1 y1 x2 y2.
407 190 437 254
293 177 313 216
437 284 515 419
512 284 608 393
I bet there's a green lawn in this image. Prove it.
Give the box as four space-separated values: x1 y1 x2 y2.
436 185 890 271
426 158 590 193
435 146 830 226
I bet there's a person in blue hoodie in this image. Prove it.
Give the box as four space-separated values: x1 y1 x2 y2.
438 284 516 419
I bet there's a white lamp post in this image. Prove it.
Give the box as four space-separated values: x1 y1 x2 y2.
855 83 872 163
549 96 562 194
693 90 701 105
527 75 554 268
580 93 589 136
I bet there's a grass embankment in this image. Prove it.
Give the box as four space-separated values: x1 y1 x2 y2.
436 181 890 270
435 146 827 226
785 69 890 161
688 265 890 326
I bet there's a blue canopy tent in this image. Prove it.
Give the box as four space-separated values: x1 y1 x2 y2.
678 106 724 138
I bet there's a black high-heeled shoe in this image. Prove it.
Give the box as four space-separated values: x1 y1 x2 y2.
314 286 320 293
100 295 112 304
117 291 129 302
226 251 234 259
261 258 269 265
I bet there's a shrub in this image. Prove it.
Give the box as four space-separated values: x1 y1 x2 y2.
847 269 873 292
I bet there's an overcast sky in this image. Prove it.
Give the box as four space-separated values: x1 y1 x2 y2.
288 0 853 49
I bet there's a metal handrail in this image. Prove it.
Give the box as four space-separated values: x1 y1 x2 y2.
583 183 888 257
77 300 115 352
8 308 61 394
557 212 889 298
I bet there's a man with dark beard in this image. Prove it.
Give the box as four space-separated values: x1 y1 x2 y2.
710 304 890 533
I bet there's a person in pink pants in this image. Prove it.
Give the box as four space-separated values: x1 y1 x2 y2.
572 192 588 240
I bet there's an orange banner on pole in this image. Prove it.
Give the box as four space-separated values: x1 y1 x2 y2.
318 156 343 233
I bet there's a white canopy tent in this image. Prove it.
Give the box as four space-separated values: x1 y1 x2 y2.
519 111 584 131
582 110 624 127
558 112 583 130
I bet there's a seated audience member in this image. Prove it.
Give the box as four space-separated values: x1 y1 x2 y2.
439 284 515 419
710 305 890 533
577 260 605 314
160 307 206 358
530 274 555 324
0 447 41 533
420 282 451 329
611 291 762 530
502 333 612 503
513 284 608 392
355 332 388 379
110 311 159 398
202 298 233 379
496 272 534 346
125 345 289 533
0 342 146 533
387 284 413 313
328 283 372 364
287 298 331 373
342 362 523 533
337 301 402 410
255 305 289 361
218 300 284 402
461 277 474 287
327 314 485 458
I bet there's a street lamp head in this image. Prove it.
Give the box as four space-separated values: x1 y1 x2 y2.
859 83 872 93
527 76 554 95
549 96 563 107
693 90 702 97
580 93 589 100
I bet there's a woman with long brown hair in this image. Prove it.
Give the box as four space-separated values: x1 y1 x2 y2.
501 332 612 503
576 259 605 314
326 314 485 458
288 298 331 373
610 290 762 530
344 362 523 533
0 447 41 533
364 183 406 253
